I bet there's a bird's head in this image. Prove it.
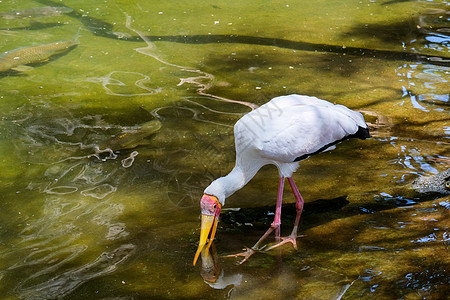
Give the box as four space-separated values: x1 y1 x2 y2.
193 194 222 266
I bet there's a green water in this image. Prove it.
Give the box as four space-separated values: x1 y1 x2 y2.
0 0 449 299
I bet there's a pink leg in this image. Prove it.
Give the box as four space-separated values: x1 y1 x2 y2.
224 177 285 264
265 177 304 251
272 176 284 228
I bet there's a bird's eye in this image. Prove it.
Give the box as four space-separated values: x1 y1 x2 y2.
213 204 217 209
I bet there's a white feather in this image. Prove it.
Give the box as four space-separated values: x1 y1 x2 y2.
205 94 369 205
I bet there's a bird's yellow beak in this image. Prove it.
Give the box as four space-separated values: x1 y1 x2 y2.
193 213 218 266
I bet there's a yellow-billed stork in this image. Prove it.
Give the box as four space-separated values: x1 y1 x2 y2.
193 94 370 265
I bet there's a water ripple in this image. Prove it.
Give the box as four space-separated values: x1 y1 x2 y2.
16 244 136 300
396 63 449 112
86 71 163 96
81 184 118 199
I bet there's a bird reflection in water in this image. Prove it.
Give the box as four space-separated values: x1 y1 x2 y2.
200 242 243 290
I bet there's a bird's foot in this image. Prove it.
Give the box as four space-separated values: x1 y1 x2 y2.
223 247 260 265
265 234 305 252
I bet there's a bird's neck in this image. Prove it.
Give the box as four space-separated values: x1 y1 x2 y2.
204 163 261 205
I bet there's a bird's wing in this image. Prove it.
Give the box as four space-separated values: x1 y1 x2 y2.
261 94 335 111
253 103 366 162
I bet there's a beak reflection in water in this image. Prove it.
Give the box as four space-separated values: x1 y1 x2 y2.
200 242 221 283
193 194 221 266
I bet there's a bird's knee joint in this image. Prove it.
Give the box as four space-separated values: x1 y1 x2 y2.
270 222 281 228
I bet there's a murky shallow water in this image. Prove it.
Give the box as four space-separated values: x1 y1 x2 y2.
0 0 449 299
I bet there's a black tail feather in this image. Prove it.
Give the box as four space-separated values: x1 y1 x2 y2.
294 126 370 162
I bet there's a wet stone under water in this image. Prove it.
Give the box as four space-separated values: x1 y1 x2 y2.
0 0 449 299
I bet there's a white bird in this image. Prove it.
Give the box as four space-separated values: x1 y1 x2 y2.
193 94 370 265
